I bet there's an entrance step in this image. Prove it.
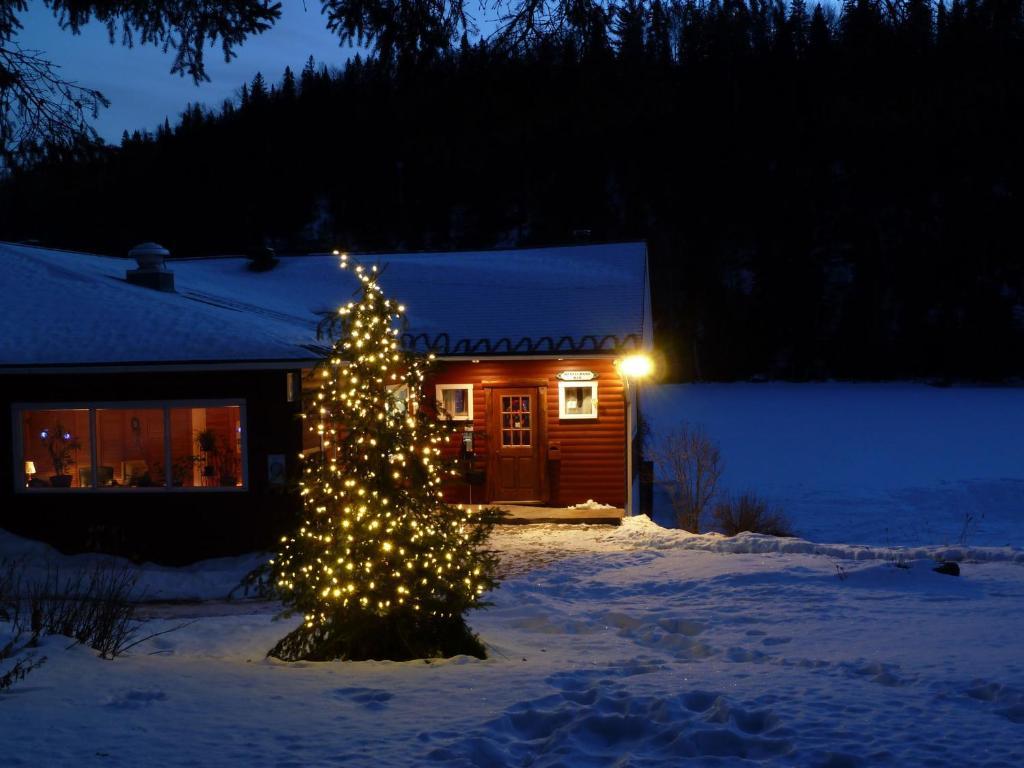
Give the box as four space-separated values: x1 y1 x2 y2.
492 504 623 526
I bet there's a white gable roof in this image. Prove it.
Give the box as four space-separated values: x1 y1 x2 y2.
0 241 650 368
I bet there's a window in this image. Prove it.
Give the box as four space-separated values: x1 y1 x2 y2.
386 384 412 415
435 384 473 421
558 381 598 419
500 394 532 446
21 408 91 488
15 402 245 491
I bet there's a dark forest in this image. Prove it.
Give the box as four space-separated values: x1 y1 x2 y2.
2 0 1023 381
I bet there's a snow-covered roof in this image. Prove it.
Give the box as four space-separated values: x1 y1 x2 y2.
0 241 650 368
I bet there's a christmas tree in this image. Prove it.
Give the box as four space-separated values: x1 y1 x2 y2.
269 253 498 661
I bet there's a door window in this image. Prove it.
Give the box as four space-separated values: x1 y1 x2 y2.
500 395 531 446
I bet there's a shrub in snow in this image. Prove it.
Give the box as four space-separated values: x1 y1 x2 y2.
269 255 498 662
652 421 723 532
0 630 45 692
712 493 794 538
0 560 45 691
1 557 145 660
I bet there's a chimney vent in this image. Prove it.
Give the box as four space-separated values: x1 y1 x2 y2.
126 242 175 292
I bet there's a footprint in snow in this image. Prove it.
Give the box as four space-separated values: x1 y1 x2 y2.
840 660 911 687
656 617 706 636
103 689 167 709
426 682 793 763
726 646 769 664
330 687 393 710
964 679 1024 723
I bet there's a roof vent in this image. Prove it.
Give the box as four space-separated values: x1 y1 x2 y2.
126 242 175 292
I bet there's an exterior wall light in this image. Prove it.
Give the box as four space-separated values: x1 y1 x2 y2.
617 353 654 379
617 351 656 518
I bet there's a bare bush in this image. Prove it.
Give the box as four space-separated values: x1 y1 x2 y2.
652 421 723 532
28 564 143 659
713 493 794 537
0 558 145 659
0 630 45 691
1 559 45 691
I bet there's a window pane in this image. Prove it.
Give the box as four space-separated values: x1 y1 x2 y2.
96 408 165 487
387 384 410 415
170 406 243 488
564 386 594 415
22 409 91 488
443 388 467 417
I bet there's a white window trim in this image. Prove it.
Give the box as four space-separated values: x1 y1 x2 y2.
11 399 248 493
558 380 598 420
435 384 474 421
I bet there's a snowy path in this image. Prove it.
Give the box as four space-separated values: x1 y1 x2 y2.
3 519 1023 767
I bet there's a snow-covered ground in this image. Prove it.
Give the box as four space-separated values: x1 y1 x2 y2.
2 519 1023 767
2 382 1022 765
643 383 1024 547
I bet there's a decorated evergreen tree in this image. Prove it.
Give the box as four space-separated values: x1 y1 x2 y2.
269 253 498 662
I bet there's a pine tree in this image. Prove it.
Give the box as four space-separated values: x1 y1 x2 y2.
300 55 318 94
647 0 673 65
789 0 810 56
281 65 297 100
269 254 499 662
613 0 648 64
809 3 832 53
250 71 268 103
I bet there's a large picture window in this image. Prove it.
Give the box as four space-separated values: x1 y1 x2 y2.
15 402 246 491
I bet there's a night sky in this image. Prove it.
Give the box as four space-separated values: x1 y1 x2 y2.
18 3 351 143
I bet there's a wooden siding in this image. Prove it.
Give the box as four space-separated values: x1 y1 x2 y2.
430 359 626 508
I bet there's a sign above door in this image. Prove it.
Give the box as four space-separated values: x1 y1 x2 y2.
556 370 597 381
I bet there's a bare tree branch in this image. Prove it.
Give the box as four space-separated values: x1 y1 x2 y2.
0 1 282 161
0 42 108 160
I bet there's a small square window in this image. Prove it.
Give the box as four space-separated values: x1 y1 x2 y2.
436 384 473 421
558 381 598 419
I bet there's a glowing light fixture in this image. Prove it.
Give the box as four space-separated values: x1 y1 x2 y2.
617 353 654 379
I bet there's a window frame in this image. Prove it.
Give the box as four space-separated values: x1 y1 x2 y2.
558 380 599 420
12 399 248 493
435 384 474 421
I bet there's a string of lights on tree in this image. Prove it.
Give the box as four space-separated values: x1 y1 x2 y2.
270 251 497 660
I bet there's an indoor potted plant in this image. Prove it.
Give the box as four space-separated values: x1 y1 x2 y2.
196 428 219 481
40 423 81 487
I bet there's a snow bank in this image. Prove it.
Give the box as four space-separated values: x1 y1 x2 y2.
0 527 266 602
497 514 1024 565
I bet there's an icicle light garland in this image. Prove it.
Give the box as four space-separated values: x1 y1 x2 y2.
271 251 495 636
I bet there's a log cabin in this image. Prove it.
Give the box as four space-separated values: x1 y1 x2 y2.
0 241 653 563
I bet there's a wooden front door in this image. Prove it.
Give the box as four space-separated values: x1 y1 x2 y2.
489 387 543 502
